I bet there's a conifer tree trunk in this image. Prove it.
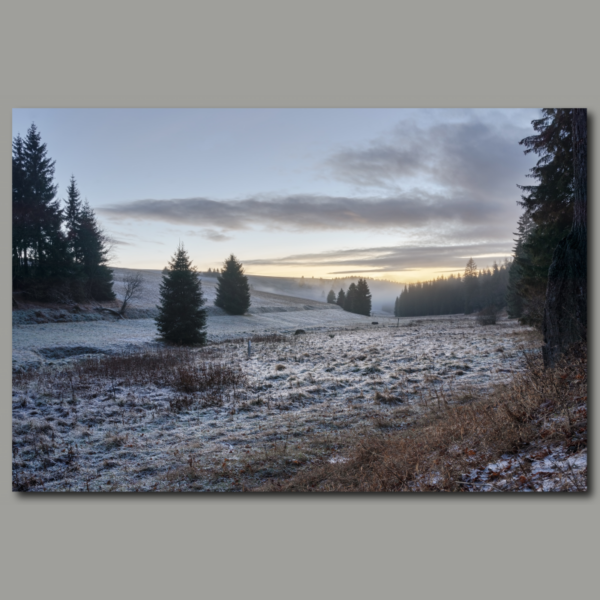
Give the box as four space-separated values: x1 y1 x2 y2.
542 109 587 366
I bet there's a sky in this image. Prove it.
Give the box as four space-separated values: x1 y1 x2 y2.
12 108 540 283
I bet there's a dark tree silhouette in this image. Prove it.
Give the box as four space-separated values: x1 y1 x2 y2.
542 109 587 366
326 290 336 304
155 245 207 345
12 134 27 281
64 175 82 262
512 109 575 329
344 283 358 313
355 278 372 316
336 288 346 307
13 123 71 295
77 201 115 300
12 125 115 302
214 254 251 315
395 261 510 318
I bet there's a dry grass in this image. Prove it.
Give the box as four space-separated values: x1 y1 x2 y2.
259 343 587 492
14 346 246 395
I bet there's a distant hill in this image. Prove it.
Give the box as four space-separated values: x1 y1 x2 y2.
111 269 405 317
240 274 405 315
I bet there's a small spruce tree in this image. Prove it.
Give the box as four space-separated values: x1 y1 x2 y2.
326 289 336 304
214 254 251 315
155 244 207 345
336 288 346 307
77 200 115 301
355 278 372 316
344 283 358 313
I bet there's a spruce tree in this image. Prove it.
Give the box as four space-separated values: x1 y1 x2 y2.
18 123 71 294
326 290 336 304
155 244 207 345
355 278 372 316
77 201 115 300
214 254 251 315
344 283 358 313
64 175 82 261
513 109 575 329
336 288 346 307
542 108 587 366
12 134 27 283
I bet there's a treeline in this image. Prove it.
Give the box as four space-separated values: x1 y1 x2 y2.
12 124 114 302
506 109 575 329
393 259 510 318
327 278 372 316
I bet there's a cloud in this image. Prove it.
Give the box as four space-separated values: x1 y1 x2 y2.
99 190 517 242
97 112 535 246
243 242 513 273
323 117 534 200
185 228 232 242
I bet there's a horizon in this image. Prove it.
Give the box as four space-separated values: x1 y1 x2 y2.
12 108 538 284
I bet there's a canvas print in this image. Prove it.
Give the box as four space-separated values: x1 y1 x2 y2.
11 108 587 492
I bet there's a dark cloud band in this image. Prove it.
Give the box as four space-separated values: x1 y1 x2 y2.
100 191 517 239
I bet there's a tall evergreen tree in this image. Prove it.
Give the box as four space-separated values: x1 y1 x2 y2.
214 254 251 315
17 123 71 294
344 283 358 313
77 201 115 300
64 175 83 261
512 109 575 329
543 108 587 365
12 134 28 282
336 288 346 307
12 124 116 302
155 244 207 345
326 290 336 304
355 278 372 316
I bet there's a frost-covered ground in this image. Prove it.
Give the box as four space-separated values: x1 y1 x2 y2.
12 308 556 492
12 284 353 371
460 449 587 492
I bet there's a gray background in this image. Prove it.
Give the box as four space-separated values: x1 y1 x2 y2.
1 1 597 598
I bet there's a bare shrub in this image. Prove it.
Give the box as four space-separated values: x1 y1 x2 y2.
120 272 144 315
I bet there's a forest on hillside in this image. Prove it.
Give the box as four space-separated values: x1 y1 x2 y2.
394 259 510 317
